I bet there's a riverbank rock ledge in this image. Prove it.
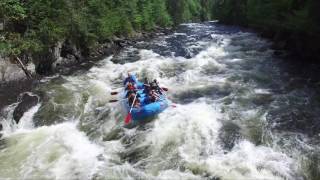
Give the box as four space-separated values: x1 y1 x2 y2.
44 28 172 75
35 39 128 75
0 56 36 82
13 93 39 124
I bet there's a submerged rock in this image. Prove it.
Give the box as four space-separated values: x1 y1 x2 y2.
13 93 39 124
0 123 2 138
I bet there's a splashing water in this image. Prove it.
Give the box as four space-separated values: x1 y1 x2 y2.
1 22 319 179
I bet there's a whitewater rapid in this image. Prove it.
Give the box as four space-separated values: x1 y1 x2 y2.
1 22 316 179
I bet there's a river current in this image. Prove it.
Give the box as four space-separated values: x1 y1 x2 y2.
0 22 319 179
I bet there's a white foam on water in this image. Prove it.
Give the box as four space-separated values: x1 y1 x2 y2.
1 103 18 134
0 23 304 179
254 88 271 95
0 122 103 180
156 169 201 179
149 102 222 155
78 39 300 179
90 42 300 179
17 104 41 130
135 100 300 179
204 140 300 180
173 33 187 36
1 101 40 136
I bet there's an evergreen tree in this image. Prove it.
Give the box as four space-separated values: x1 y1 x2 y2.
0 0 213 59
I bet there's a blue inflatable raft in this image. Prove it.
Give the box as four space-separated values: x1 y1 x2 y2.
122 75 169 123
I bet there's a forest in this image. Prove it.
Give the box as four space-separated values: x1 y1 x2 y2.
0 0 212 59
1 1 320 179
211 0 320 61
1 0 320 70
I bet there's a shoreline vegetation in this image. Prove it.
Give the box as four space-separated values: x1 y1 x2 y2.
0 0 213 109
0 0 213 79
212 0 320 62
0 0 319 81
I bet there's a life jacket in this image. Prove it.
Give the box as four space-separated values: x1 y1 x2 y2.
126 82 135 90
123 75 137 85
128 84 135 90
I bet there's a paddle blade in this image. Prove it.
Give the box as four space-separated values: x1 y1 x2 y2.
161 87 168 91
111 92 118 95
109 100 118 103
124 113 132 124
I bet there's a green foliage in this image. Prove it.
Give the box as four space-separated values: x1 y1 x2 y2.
1 0 212 58
0 0 26 20
212 0 320 35
166 0 211 25
151 0 172 27
3 0 318 62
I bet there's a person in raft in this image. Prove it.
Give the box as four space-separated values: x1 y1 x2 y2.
125 82 135 91
143 78 151 94
123 73 136 85
128 93 141 108
150 79 163 95
148 89 160 103
126 82 141 99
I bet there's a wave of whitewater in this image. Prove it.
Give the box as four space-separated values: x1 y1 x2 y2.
0 22 315 179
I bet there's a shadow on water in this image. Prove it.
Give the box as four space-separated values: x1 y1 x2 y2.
172 85 232 104
111 48 141 64
267 101 320 137
159 62 190 78
119 144 151 164
119 129 152 164
102 127 123 141
0 138 7 151
218 121 242 151
303 151 320 180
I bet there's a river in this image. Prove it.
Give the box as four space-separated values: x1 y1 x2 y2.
0 22 319 180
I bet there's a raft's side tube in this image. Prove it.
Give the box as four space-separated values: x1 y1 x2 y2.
131 98 169 121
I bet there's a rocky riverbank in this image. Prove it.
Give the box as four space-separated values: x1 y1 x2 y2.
33 27 172 76
0 27 172 123
1 27 173 81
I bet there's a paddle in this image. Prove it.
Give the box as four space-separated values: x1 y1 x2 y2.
111 87 168 95
109 99 126 103
125 93 138 125
162 87 168 91
109 99 127 103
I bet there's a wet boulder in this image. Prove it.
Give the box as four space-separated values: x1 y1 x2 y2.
13 93 39 124
53 40 82 74
35 42 63 75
